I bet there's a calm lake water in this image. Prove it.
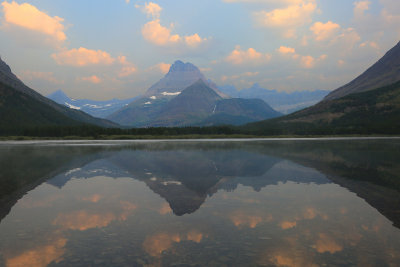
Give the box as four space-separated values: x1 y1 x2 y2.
0 139 400 267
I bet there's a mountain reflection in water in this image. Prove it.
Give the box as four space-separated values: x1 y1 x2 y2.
0 139 399 267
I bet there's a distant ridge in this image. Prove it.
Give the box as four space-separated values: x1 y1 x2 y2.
47 89 138 119
218 83 329 114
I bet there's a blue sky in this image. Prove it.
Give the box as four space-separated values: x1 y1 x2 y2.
0 0 399 100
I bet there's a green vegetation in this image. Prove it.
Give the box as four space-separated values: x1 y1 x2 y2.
245 81 400 135
1 81 400 139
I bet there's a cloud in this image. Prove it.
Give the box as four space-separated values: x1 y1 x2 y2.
310 21 341 41
141 19 207 48
278 46 296 54
137 3 207 49
226 46 271 65
229 212 263 228
135 2 162 19
354 1 371 18
20 71 63 84
142 231 205 257
299 54 327 68
279 221 297 229
145 62 172 76
52 47 115 66
81 75 102 84
1 1 66 44
359 41 379 49
380 0 400 28
52 48 137 80
314 233 343 254
117 56 137 77
5 237 67 267
141 19 179 46
185 34 204 47
254 0 317 38
153 62 171 74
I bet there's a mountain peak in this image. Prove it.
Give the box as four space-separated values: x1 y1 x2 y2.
47 89 71 103
0 56 12 74
168 60 199 74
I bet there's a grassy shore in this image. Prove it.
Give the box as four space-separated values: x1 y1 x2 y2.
1 134 399 141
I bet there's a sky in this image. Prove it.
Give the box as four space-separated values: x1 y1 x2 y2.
0 0 399 100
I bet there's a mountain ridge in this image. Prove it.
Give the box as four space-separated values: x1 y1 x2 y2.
324 41 400 100
218 83 329 114
47 89 138 119
0 57 117 128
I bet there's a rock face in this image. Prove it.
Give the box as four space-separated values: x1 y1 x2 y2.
0 56 117 128
324 41 400 100
145 60 226 98
108 61 281 126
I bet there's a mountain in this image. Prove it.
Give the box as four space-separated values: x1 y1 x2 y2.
218 83 329 114
0 81 80 133
47 90 138 119
199 98 281 126
108 61 281 127
325 41 400 100
145 60 226 98
0 57 117 130
109 79 281 127
245 80 400 135
244 41 400 135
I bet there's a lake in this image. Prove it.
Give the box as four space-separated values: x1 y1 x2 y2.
0 138 400 267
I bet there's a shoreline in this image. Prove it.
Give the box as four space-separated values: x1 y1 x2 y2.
0 135 400 145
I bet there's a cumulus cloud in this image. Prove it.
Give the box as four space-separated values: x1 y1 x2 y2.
81 75 102 84
278 46 296 54
52 47 115 66
135 2 162 19
254 0 317 38
299 54 327 68
1 1 66 44
359 41 379 49
137 2 207 49
141 20 180 46
310 21 341 41
226 46 271 65
141 20 206 48
117 56 137 77
154 62 171 74
52 48 137 78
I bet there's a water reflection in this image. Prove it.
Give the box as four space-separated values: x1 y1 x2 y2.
0 140 399 266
